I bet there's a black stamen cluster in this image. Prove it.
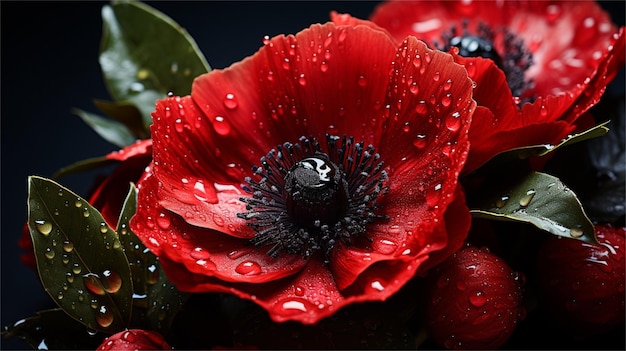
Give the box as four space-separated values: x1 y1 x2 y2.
237 135 389 262
437 20 534 100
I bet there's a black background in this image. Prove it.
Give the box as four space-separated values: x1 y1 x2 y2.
1 1 624 350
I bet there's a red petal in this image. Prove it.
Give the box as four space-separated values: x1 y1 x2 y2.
191 22 397 151
330 185 470 289
377 36 473 223
106 139 152 161
130 171 308 284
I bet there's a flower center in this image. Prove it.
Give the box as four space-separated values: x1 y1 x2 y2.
237 135 389 261
437 21 534 100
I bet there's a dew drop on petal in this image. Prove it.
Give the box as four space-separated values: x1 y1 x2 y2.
357 75 368 87
298 73 306 86
235 260 262 275
190 247 211 260
372 238 398 254
156 212 171 230
213 116 231 136
469 290 487 307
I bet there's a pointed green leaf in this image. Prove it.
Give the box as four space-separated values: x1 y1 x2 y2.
117 184 189 333
27 176 133 333
497 121 610 161
470 172 597 243
2 309 105 350
93 99 150 139
52 156 117 179
100 0 211 128
72 108 137 148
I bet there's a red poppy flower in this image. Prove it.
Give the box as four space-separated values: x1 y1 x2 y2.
18 139 152 269
359 0 625 172
130 21 477 324
96 329 171 351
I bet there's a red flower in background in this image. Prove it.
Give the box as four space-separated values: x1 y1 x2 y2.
362 0 625 172
18 139 152 269
537 224 625 336
130 21 477 324
96 329 171 351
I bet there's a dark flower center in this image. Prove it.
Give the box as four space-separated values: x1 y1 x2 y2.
237 135 389 261
437 21 534 100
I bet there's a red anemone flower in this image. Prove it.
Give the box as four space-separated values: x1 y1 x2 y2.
358 0 625 172
130 21 477 324
18 139 152 269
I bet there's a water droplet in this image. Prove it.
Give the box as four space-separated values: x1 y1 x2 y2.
66 272 74 283
409 81 419 95
357 75 368 87
156 212 171 230
414 101 428 115
372 238 398 254
278 298 312 315
96 305 114 328
213 213 225 227
469 290 487 307
425 183 443 208
294 285 305 296
496 196 509 208
57 291 64 300
298 73 306 86
100 223 108 234
282 57 291 70
122 330 136 343
101 270 122 293
190 247 211 260
370 280 385 292
213 116 231 136
441 93 452 107
519 189 536 207
83 273 106 295
433 71 441 82
545 4 562 24
75 199 83 208
174 118 184 133
35 220 52 235
413 134 427 149
570 227 584 238
320 62 328 72
446 112 461 132
62 240 74 253
44 248 55 259
83 208 90 218
72 263 82 274
235 260 262 275
146 264 159 284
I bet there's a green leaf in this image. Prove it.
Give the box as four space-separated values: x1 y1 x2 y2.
497 121 610 161
27 176 133 333
117 184 189 333
2 308 105 350
52 156 117 179
72 108 137 148
470 172 597 243
93 99 150 139
100 0 211 128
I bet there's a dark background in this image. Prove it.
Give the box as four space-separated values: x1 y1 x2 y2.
1 1 624 350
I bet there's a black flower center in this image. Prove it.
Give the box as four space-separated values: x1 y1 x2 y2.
437 21 534 100
237 135 389 262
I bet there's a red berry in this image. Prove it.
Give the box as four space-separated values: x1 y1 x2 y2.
96 329 171 351
537 225 625 335
425 245 525 350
